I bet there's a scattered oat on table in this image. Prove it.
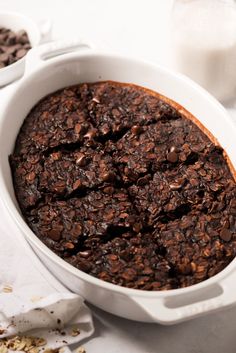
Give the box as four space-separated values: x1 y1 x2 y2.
0 335 46 353
44 349 60 353
71 328 80 337
76 347 86 353
2 285 13 293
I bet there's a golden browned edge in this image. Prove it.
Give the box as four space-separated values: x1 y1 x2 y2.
99 80 236 182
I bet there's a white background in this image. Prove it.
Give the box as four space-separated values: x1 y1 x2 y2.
0 0 236 352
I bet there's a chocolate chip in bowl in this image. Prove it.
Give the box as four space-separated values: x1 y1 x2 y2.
0 26 31 68
9 81 236 292
0 12 51 86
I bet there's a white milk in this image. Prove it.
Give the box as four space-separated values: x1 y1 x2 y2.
172 0 236 102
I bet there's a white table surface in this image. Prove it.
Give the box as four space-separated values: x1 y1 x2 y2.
1 0 236 352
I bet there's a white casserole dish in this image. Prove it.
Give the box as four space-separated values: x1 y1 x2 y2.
0 11 51 86
0 41 236 324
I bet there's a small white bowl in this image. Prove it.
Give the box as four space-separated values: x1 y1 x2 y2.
0 11 51 86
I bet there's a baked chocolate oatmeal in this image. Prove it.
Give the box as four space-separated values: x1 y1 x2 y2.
10 81 236 291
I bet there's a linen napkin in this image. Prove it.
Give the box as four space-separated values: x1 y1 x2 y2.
0 197 94 350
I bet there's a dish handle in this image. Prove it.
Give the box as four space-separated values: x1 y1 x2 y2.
24 39 93 75
130 268 236 324
36 17 52 43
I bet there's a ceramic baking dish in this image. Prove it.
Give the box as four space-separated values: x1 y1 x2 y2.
0 41 236 324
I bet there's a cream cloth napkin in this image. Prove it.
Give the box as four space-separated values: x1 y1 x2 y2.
0 198 94 350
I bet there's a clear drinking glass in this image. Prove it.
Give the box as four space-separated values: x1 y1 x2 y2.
172 0 236 102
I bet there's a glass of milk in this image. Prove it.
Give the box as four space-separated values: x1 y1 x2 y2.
172 0 236 103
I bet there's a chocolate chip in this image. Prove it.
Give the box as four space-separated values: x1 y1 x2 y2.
17 30 27 37
100 124 110 136
24 43 31 50
17 31 29 44
47 229 62 241
121 268 137 281
84 129 97 139
5 46 16 55
167 151 179 163
53 181 66 193
169 181 183 190
92 97 100 103
170 146 177 153
64 242 75 249
8 54 15 65
79 251 91 258
74 123 82 134
0 53 8 63
101 171 115 182
220 228 232 242
131 125 143 135
26 171 36 181
6 32 16 45
73 179 82 190
0 34 5 45
16 48 27 59
76 153 87 166
223 220 230 229
108 254 118 261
